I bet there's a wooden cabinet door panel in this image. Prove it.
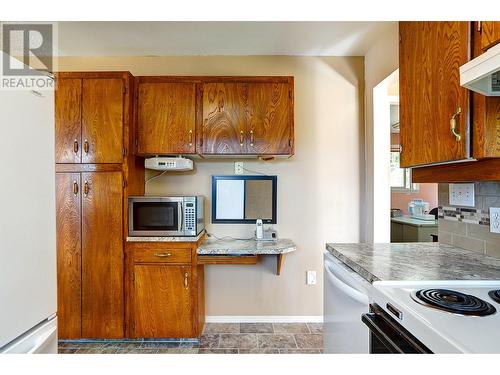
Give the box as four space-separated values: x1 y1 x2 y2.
137 83 196 154
399 22 469 167
247 83 291 154
55 79 82 163
82 79 123 163
202 83 248 154
56 173 82 338
481 22 500 51
132 264 194 338
81 171 123 338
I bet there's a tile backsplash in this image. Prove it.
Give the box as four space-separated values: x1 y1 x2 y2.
438 182 500 258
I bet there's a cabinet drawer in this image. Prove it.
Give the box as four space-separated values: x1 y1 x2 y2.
131 248 192 264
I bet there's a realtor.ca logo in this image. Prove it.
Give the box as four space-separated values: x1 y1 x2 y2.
1 22 57 90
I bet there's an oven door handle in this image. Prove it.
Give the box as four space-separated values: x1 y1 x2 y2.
362 311 432 354
362 313 405 353
178 202 183 232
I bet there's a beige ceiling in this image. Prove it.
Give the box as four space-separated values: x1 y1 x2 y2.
57 21 396 56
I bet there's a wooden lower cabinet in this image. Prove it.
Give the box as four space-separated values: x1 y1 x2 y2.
125 241 205 338
56 170 124 339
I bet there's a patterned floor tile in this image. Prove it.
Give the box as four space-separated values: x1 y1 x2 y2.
219 334 258 349
257 334 297 349
279 349 321 354
294 334 323 349
307 323 323 334
273 323 310 334
199 334 220 348
240 323 273 333
238 348 279 354
203 323 240 334
198 349 238 354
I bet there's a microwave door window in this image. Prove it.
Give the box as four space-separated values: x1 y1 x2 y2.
133 202 179 231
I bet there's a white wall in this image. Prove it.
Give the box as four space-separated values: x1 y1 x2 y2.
363 24 399 242
57 55 365 317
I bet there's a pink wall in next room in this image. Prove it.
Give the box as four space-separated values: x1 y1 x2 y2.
391 183 439 215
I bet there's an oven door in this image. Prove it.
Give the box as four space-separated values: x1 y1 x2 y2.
362 304 432 354
129 198 183 236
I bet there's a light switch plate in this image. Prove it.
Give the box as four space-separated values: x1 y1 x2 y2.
490 207 500 234
306 271 317 285
449 183 475 207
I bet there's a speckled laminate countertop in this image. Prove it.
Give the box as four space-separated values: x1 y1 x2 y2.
326 243 500 283
198 238 296 255
127 231 205 242
391 216 437 227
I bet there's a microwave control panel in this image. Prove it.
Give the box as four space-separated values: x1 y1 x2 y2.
185 202 196 232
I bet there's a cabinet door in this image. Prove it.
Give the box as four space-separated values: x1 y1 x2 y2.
82 79 123 163
202 83 248 154
55 78 82 163
81 171 123 338
399 22 469 167
137 83 196 155
481 21 500 51
132 264 194 338
56 173 82 338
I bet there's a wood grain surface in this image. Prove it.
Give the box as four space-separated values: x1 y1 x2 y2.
81 171 124 338
55 78 82 163
399 21 469 167
132 264 194 338
481 21 500 50
137 82 196 155
202 82 248 154
247 82 291 154
82 79 123 163
56 172 82 338
412 158 500 183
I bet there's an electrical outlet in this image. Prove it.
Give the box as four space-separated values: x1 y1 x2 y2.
449 183 475 207
306 271 317 285
490 207 500 234
234 162 244 175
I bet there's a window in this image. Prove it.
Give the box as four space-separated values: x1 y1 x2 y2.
390 150 418 191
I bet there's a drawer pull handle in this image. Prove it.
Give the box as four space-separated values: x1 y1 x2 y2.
250 130 254 147
239 130 244 146
83 139 89 154
153 253 172 257
83 181 89 196
73 139 79 154
188 130 193 147
450 106 462 142
72 181 79 195
184 272 189 289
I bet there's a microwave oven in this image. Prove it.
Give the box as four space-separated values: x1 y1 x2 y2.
128 196 204 237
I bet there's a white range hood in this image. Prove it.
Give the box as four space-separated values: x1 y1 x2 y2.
460 42 500 96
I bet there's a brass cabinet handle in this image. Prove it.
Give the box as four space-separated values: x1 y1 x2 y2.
72 181 79 195
249 130 254 147
239 130 244 146
450 107 462 142
188 130 193 147
73 139 79 154
83 181 89 196
184 272 189 289
83 139 89 154
153 253 172 257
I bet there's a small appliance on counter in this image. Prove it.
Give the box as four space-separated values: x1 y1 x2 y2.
408 199 434 221
128 196 204 237
390 208 403 218
254 219 278 242
145 156 193 171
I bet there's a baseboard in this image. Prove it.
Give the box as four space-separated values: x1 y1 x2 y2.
205 316 323 323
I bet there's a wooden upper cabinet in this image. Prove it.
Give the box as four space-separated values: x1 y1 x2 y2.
136 82 196 155
131 264 194 338
56 172 82 339
247 82 292 155
82 79 124 163
480 21 500 51
399 22 470 167
202 82 248 154
81 171 124 338
55 79 82 163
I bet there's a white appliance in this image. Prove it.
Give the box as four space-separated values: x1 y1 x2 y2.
408 199 433 221
460 42 500 96
0 53 57 353
145 156 193 171
324 253 371 353
366 280 500 353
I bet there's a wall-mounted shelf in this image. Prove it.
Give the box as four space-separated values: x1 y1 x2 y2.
196 238 296 276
